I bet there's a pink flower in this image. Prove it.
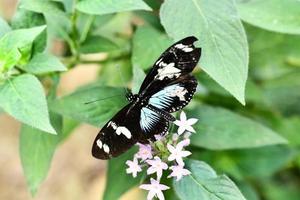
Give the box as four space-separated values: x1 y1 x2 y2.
126 157 142 178
174 111 198 135
168 165 191 181
135 143 153 161
140 178 170 200
146 156 168 180
167 143 191 166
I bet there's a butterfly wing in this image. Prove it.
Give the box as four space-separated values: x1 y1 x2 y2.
92 103 169 159
92 104 139 159
139 36 201 94
148 74 197 113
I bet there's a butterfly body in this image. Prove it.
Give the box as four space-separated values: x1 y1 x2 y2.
92 36 201 159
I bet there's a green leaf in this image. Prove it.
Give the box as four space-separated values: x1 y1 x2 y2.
61 117 79 141
132 25 173 70
20 112 62 195
50 85 127 126
173 159 246 200
132 65 146 94
23 53 67 74
100 58 133 87
160 0 249 105
80 35 118 53
20 0 71 40
189 105 287 150
11 8 47 54
237 0 300 35
103 147 145 200
0 74 56 134
262 181 300 200
20 0 67 20
0 25 46 71
200 145 295 178
0 17 11 38
76 0 152 15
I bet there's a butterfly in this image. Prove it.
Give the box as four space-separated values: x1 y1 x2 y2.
92 36 201 159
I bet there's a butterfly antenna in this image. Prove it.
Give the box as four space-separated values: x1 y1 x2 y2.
84 94 123 104
116 65 130 95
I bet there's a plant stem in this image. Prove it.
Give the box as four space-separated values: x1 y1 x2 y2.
80 15 95 43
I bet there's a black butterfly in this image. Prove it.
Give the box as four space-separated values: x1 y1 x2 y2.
92 36 201 159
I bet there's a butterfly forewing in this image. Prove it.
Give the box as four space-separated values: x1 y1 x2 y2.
139 36 201 94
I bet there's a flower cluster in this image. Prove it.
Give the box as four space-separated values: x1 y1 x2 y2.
125 111 198 200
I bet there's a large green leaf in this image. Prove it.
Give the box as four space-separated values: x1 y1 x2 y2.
76 0 152 15
20 112 62 195
237 0 300 35
0 74 56 134
103 147 145 200
0 25 46 71
132 25 173 70
50 86 127 126
174 160 246 200
160 0 249 105
0 17 11 38
79 35 118 53
189 105 287 150
24 53 67 74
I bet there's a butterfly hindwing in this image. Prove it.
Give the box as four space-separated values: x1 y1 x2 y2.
92 104 139 159
92 104 169 159
148 75 197 113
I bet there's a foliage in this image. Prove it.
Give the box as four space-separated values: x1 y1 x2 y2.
0 0 300 199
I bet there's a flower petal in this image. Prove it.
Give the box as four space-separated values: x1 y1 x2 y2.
177 126 186 135
187 118 198 125
185 125 196 133
180 111 187 121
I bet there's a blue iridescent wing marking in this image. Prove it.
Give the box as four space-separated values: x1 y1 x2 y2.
139 107 169 139
148 75 197 112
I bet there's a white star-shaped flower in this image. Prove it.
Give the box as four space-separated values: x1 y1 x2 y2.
168 165 191 181
135 143 153 161
167 143 191 166
174 111 198 135
146 156 168 180
126 157 142 178
140 178 170 200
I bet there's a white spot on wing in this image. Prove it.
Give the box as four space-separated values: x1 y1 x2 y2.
103 144 110 154
96 139 102 149
175 43 193 52
155 63 181 80
116 126 132 139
